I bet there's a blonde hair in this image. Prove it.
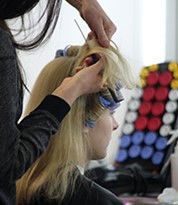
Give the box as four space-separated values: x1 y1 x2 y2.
16 39 139 204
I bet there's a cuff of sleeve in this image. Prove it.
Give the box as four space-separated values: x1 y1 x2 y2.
36 95 70 122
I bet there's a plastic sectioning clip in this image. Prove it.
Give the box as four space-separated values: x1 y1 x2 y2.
108 88 123 106
99 82 124 111
108 81 123 103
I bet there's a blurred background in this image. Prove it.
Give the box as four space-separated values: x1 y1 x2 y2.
18 0 178 166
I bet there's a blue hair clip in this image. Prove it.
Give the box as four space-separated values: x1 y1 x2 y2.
55 45 71 58
86 83 124 128
99 95 121 111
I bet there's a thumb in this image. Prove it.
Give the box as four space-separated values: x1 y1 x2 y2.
94 24 110 48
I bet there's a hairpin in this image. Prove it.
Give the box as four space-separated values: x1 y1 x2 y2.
74 19 87 43
55 19 86 58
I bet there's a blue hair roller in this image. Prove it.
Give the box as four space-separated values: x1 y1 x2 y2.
55 45 71 58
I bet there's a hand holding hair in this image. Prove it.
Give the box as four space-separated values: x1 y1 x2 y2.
66 0 116 48
52 56 105 106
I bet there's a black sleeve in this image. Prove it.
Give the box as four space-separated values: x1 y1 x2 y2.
0 28 70 183
15 95 70 179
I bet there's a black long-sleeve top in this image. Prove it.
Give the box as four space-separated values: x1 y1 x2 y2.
0 27 70 205
29 172 124 205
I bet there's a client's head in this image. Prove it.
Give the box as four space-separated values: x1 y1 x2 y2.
16 38 139 204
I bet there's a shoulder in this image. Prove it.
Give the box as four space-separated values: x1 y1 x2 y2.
0 27 15 57
76 175 124 205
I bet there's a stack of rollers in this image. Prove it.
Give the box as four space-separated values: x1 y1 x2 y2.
116 62 178 172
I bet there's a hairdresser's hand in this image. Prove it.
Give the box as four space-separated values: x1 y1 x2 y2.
52 56 104 106
66 0 116 48
80 0 116 47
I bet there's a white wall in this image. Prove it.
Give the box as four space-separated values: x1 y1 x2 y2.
165 0 177 61
19 0 176 166
20 0 143 107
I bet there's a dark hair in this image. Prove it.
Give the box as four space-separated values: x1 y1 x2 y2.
0 0 62 50
0 1 39 19
0 0 62 95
